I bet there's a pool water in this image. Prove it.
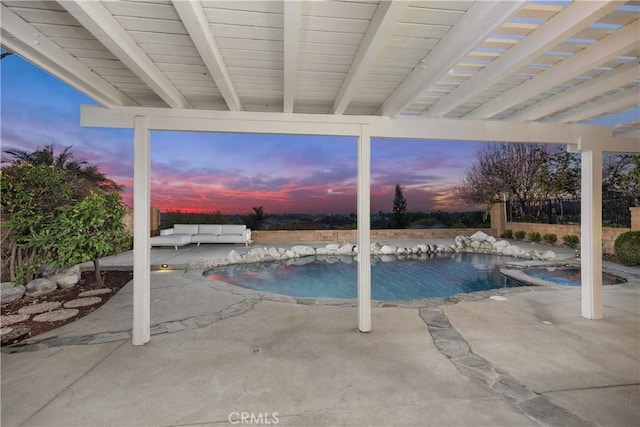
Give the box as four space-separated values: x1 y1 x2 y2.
522 266 626 287
205 253 523 300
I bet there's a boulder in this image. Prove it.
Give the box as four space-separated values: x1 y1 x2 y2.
493 240 510 253
454 235 466 249
337 244 354 255
49 265 81 289
25 278 57 297
370 242 382 254
380 245 396 255
244 247 267 263
291 245 316 256
285 250 296 259
315 247 328 255
541 250 556 261
226 250 243 265
502 245 521 257
470 231 490 241
267 247 286 259
325 244 340 253
1 282 25 304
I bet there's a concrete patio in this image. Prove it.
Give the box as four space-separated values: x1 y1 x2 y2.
2 242 639 426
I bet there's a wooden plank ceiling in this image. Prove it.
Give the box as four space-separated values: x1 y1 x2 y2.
1 0 639 131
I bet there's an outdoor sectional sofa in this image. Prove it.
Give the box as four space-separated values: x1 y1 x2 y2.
150 224 252 249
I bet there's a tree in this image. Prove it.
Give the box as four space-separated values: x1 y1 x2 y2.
47 192 131 286
1 164 76 283
2 144 122 194
1 145 127 284
454 143 549 217
603 154 640 205
391 184 407 228
242 206 265 230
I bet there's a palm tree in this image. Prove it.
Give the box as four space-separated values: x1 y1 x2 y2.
2 144 122 192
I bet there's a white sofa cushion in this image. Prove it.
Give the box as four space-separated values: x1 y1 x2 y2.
221 224 246 234
174 224 199 234
198 224 223 234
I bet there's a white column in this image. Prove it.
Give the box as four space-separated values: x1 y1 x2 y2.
357 125 371 332
133 116 151 345
581 148 603 320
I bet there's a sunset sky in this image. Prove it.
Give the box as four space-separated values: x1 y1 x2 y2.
1 54 636 214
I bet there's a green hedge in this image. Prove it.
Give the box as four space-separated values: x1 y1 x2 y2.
614 231 640 266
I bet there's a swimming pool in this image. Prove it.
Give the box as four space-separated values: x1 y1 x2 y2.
205 253 523 300
522 266 626 287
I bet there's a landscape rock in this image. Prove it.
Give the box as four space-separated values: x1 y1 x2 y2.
470 231 490 241
48 264 81 289
325 244 340 253
32 309 79 323
502 245 521 257
380 245 396 255
64 297 102 308
1 282 26 304
337 244 354 255
226 250 243 264
244 247 267 263
370 242 381 254
25 278 57 297
291 245 316 256
285 250 296 258
541 250 556 261
267 247 286 259
493 240 510 253
18 301 62 315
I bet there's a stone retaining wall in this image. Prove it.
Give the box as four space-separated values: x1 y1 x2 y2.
251 228 496 244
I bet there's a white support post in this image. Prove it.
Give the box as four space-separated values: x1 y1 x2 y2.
357 125 371 332
580 147 603 320
133 116 151 345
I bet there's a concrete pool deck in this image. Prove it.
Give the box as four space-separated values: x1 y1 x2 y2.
2 240 639 426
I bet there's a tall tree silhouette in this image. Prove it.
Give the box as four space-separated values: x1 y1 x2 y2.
391 184 407 228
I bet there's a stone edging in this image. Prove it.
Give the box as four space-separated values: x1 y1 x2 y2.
419 307 592 426
188 231 558 271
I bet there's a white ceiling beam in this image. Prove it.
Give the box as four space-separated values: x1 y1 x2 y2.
172 0 241 111
377 0 525 117
464 19 640 120
423 1 621 118
545 90 639 124
574 136 640 154
510 61 640 121
283 1 303 113
0 5 135 108
332 1 408 115
60 0 191 109
81 104 616 146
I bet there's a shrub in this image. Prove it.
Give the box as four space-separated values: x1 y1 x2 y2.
528 231 542 242
614 231 640 266
514 230 526 240
563 234 579 248
501 229 513 239
543 233 557 244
